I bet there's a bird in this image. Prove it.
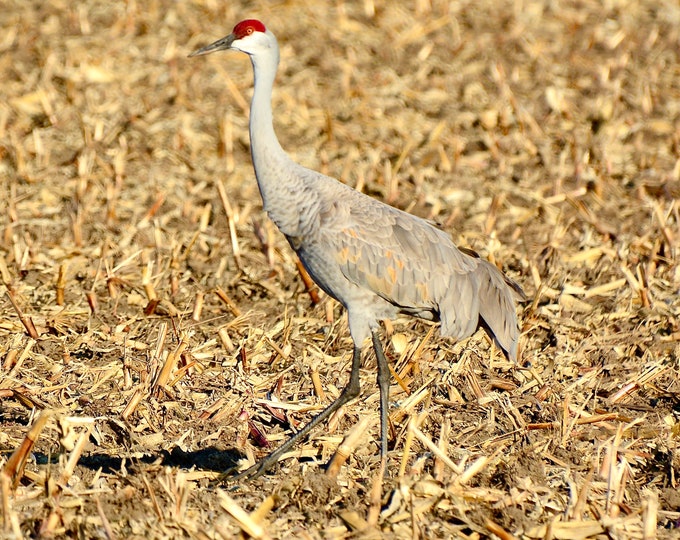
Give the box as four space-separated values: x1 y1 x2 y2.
190 19 524 481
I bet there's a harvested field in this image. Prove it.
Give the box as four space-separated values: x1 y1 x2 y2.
1 0 679 538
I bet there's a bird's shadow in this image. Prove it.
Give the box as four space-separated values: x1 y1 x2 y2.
27 446 244 476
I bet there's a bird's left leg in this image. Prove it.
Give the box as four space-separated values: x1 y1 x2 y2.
226 344 363 482
371 329 390 465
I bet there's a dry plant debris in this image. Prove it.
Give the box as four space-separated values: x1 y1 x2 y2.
1 0 679 538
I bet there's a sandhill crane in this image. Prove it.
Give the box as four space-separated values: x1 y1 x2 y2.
190 19 524 480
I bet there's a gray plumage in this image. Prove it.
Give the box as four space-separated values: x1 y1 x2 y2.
190 19 524 480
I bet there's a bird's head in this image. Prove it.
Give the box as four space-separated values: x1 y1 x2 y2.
189 19 273 58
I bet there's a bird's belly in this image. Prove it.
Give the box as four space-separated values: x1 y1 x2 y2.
292 240 398 320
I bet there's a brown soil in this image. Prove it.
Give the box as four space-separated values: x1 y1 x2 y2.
1 0 679 538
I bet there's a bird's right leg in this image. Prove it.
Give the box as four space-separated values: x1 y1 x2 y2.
372 330 390 469
228 345 363 481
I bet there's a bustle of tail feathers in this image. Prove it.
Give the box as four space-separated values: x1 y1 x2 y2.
459 247 525 362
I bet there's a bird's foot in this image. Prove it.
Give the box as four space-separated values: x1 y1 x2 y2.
212 457 277 486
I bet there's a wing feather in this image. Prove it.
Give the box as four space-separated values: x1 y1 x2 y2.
317 187 479 330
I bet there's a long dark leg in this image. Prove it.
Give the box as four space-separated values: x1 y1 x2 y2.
372 330 390 463
230 345 363 481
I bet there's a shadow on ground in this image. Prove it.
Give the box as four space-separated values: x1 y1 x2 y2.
20 446 245 476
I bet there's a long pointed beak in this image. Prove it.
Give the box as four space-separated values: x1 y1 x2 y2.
188 33 236 57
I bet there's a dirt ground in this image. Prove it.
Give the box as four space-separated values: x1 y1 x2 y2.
1 0 679 538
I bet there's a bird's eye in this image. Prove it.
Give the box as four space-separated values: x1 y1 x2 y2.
246 27 253 35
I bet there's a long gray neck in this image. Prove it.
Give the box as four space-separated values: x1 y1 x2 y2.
247 36 301 231
248 43 285 163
